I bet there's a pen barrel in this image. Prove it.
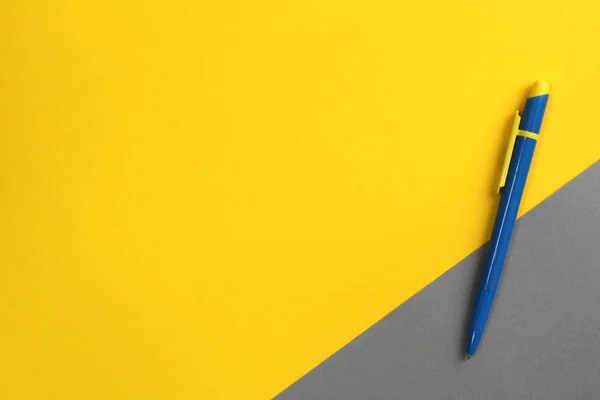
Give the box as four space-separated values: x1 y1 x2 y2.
467 88 549 355
467 136 537 355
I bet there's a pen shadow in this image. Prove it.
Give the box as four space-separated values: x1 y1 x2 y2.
458 88 529 360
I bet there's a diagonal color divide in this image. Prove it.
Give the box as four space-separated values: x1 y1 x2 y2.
277 161 600 400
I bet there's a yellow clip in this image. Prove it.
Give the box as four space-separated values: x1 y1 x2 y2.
497 112 540 193
497 112 521 193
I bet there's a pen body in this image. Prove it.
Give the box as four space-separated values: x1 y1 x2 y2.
467 87 549 356
467 135 536 355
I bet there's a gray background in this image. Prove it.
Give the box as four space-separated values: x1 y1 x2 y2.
277 161 600 400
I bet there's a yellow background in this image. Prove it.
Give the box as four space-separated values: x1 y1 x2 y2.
1 1 598 399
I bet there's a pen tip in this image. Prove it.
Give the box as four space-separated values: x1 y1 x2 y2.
465 354 471 360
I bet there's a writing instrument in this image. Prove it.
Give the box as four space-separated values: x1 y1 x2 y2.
466 81 550 358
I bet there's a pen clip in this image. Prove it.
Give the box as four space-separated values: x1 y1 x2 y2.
497 111 521 193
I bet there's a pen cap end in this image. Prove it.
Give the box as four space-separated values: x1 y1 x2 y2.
529 80 550 97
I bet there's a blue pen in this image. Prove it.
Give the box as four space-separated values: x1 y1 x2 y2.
466 81 550 358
